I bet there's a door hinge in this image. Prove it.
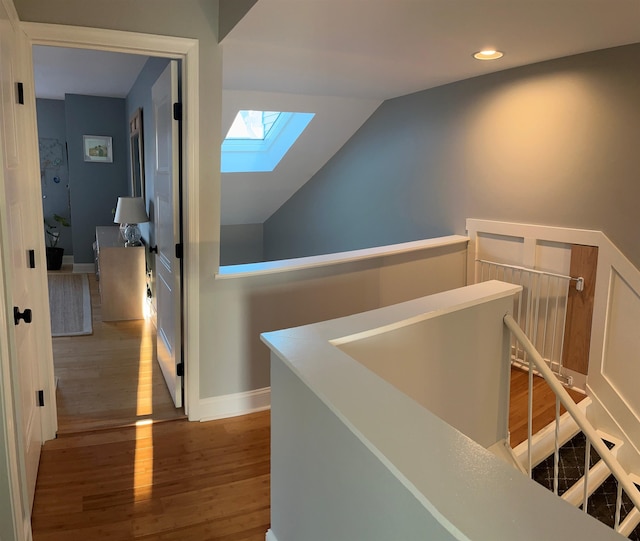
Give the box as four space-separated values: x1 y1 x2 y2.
28 249 36 269
14 307 32 325
175 243 183 259
177 362 184 377
37 390 45 407
16 82 24 105
173 102 182 121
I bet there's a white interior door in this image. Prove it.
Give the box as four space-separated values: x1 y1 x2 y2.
152 61 182 408
0 0 42 510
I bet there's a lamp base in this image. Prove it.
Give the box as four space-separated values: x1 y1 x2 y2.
123 223 142 246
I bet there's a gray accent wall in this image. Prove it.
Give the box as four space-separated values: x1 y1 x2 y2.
220 223 264 265
126 57 171 235
64 94 129 263
36 98 73 254
264 43 640 268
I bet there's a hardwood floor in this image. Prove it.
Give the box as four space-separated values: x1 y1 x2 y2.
32 411 271 541
509 366 586 447
51 273 185 434
33 279 583 539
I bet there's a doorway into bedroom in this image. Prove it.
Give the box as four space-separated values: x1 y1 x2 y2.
34 45 185 433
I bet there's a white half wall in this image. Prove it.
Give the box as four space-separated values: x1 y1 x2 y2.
263 281 623 541
200 236 468 414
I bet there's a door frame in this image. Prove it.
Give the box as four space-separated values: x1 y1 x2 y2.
20 23 202 419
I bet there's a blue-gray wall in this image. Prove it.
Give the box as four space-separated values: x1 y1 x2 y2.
220 223 264 265
264 43 640 268
125 57 171 301
36 98 73 254
125 56 170 239
65 94 129 263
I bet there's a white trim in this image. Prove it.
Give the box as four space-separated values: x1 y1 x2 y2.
21 22 201 423
21 22 195 57
182 39 200 421
265 529 279 541
198 387 270 422
466 218 640 472
217 235 469 279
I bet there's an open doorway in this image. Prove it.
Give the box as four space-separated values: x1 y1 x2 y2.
33 44 185 432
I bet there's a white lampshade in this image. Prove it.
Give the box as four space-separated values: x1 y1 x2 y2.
114 197 149 224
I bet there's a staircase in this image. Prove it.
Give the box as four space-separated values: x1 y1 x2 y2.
504 314 640 539
513 398 640 539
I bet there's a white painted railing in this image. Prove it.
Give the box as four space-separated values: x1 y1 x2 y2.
477 259 581 383
504 313 640 535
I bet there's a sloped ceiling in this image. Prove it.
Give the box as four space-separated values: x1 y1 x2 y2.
30 1 640 226
220 0 640 225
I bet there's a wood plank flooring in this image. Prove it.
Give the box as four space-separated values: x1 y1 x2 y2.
33 278 585 539
509 367 586 447
50 272 186 434
32 411 271 541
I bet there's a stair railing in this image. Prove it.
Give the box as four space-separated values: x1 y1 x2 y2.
504 313 640 534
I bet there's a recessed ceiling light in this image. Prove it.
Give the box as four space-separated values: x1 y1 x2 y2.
473 50 504 60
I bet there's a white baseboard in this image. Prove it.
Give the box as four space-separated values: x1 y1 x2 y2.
265 529 278 541
198 387 270 422
73 263 95 273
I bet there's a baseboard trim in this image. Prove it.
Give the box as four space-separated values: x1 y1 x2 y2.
265 529 278 541
73 263 95 273
198 387 270 422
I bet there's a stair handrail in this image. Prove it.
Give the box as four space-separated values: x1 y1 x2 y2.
504 313 640 511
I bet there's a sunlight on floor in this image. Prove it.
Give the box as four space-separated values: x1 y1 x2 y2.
136 321 154 416
134 420 154 500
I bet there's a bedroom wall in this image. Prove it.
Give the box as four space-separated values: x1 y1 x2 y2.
64 94 129 264
36 98 73 255
125 56 171 228
263 43 640 269
125 56 171 293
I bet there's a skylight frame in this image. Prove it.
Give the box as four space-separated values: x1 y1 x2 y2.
221 110 315 173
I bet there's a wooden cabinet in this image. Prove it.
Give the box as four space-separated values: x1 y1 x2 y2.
95 226 146 321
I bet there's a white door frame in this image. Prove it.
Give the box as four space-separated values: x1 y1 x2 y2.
20 22 202 421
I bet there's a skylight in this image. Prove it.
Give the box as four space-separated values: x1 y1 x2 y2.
221 110 314 173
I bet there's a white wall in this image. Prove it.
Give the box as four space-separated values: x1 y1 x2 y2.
202 236 468 419
264 281 623 541
337 299 512 448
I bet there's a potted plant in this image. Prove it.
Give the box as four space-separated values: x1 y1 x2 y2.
45 214 70 270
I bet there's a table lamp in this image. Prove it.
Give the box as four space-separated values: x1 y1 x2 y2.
114 196 149 246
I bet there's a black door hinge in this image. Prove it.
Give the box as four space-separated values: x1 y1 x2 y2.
173 102 182 121
14 307 32 325
175 243 183 259
176 362 184 377
16 82 24 105
28 249 36 269
37 390 45 407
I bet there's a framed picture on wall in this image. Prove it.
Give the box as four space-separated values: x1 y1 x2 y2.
83 135 113 163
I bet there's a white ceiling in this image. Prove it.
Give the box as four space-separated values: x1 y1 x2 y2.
31 1 640 226
220 0 640 225
222 0 640 100
33 46 148 100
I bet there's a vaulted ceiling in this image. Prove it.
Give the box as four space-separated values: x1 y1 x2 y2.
31 1 640 226
220 0 640 225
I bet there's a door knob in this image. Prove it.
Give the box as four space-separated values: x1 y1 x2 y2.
14 307 32 325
